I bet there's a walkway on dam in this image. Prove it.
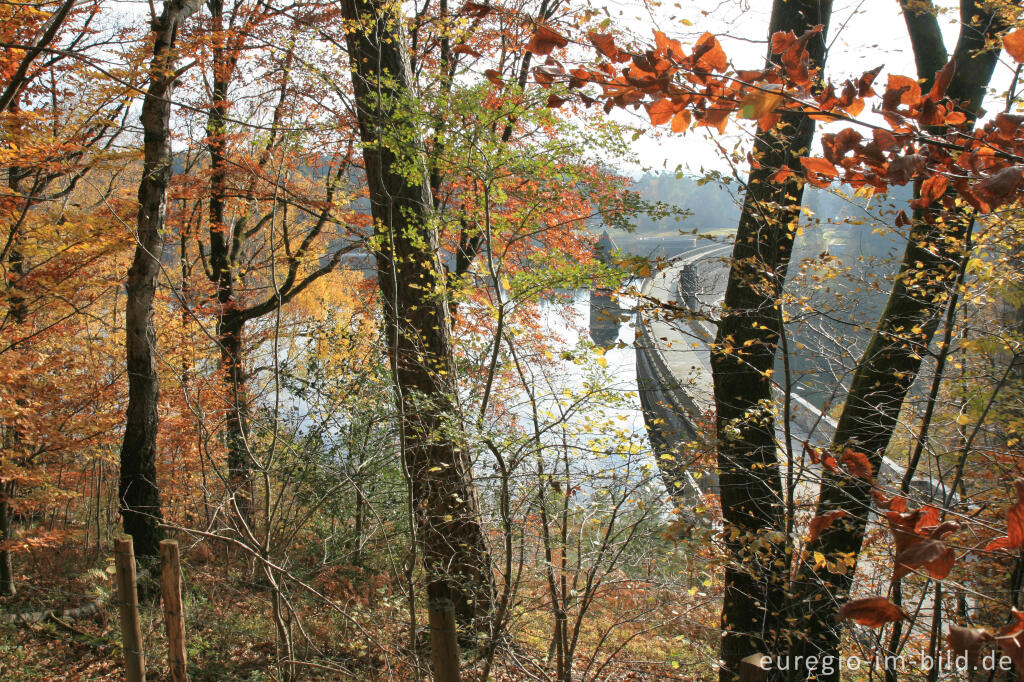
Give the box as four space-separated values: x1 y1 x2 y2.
635 244 947 510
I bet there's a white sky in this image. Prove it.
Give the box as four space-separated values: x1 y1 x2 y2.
596 0 1020 175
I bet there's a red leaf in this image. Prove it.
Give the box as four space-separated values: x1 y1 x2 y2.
986 479 1024 551
527 22 569 56
484 69 504 86
452 44 482 58
895 209 911 227
999 610 1024 670
459 1 492 17
1005 29 1024 63
837 597 907 628
808 510 849 542
840 448 873 481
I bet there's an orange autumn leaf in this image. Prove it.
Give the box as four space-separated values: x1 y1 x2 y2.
919 174 949 207
1005 29 1024 63
693 32 727 72
646 99 675 126
800 156 838 178
671 109 691 133
738 88 783 121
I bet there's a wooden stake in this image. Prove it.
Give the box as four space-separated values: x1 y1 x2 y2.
160 539 188 682
740 653 769 682
114 537 146 682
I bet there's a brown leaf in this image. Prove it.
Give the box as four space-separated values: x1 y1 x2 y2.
546 93 568 108
947 625 992 668
527 22 569 56
1005 29 1024 64
459 1 492 17
974 166 1024 212
837 597 907 628
588 31 627 63
484 69 504 86
999 610 1024 670
894 537 956 580
808 510 849 542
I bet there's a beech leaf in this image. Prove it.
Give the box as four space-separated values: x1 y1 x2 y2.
837 597 907 628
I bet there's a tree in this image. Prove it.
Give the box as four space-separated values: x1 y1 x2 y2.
704 2 833 675
340 0 496 674
183 0 350 521
795 2 1007 672
120 0 201 560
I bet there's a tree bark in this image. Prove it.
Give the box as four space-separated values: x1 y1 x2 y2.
791 2 1003 676
340 0 494 656
120 0 198 559
711 3 832 678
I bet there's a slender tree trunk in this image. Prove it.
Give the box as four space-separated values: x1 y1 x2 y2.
340 0 494 657
120 0 198 559
792 2 1003 676
218 311 252 518
710 2 832 678
0 232 25 595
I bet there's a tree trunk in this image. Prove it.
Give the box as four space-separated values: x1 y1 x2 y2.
120 0 198 559
791 1 1003 675
340 0 494 655
218 312 252 520
710 2 832 678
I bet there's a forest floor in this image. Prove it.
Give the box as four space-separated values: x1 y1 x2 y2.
0 539 720 681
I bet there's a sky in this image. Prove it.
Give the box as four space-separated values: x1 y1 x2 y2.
597 0 1020 175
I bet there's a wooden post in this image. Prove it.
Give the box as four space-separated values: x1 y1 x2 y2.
114 537 146 682
428 596 461 682
740 653 769 682
160 539 188 682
